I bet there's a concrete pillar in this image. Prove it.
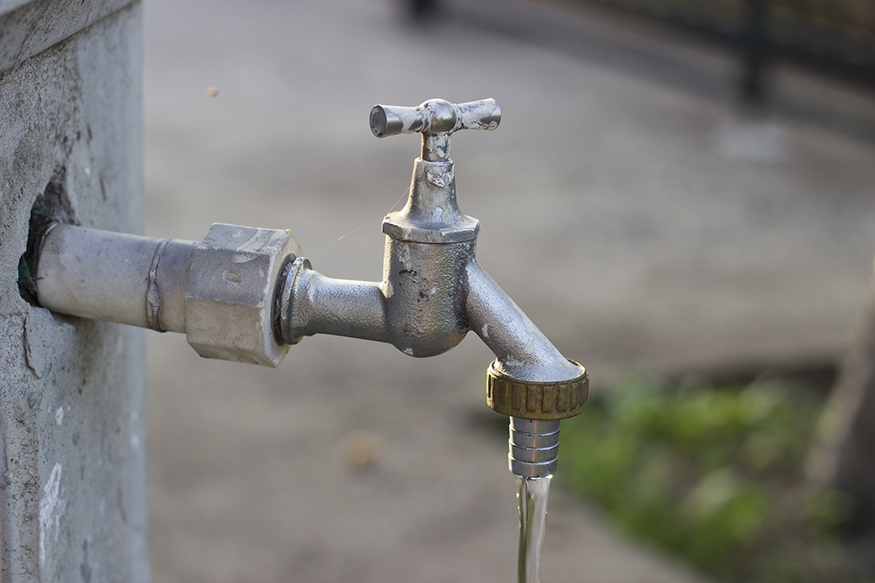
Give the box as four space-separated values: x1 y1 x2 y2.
0 1 148 581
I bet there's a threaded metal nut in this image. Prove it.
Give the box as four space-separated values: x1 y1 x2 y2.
486 360 588 420
185 223 301 367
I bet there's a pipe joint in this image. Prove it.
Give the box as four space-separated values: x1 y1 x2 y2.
35 222 302 367
279 257 388 346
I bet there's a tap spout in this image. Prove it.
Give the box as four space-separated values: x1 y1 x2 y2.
466 260 581 383
465 261 587 479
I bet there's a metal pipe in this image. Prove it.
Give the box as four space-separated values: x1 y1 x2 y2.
34 222 301 367
281 258 388 344
149 238 197 332
36 224 195 332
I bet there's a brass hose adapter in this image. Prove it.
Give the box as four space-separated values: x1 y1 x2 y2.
486 359 588 420
487 360 588 478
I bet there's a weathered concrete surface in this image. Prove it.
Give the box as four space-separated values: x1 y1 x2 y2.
0 0 138 73
0 2 148 581
142 0 875 582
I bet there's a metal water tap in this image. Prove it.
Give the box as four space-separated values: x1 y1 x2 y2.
27 98 587 478
277 98 588 477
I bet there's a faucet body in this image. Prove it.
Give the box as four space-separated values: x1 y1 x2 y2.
281 133 582 384
27 98 587 478
282 235 581 384
282 238 475 358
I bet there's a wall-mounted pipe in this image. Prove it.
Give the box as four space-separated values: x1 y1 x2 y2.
30 98 588 478
37 224 195 333
35 222 302 367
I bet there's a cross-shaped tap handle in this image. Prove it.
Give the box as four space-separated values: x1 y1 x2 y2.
369 98 501 161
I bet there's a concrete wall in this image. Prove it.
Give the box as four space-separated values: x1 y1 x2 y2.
0 1 148 581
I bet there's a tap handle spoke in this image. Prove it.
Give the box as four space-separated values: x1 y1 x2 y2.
369 98 500 138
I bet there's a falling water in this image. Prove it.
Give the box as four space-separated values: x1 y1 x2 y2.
516 475 552 583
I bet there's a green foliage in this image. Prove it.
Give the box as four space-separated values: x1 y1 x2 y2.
556 375 871 583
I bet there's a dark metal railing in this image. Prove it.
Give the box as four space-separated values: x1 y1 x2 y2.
582 0 875 93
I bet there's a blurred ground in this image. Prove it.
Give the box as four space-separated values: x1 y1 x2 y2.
143 0 875 581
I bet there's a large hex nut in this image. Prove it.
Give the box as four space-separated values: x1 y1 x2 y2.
185 223 302 367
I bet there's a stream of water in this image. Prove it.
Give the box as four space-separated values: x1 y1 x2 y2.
516 475 552 583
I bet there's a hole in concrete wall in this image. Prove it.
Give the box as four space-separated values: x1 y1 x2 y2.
18 167 77 306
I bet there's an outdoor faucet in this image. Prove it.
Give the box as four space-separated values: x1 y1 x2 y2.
26 98 587 479
280 98 588 477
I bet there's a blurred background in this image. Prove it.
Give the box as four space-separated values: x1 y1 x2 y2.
142 0 875 581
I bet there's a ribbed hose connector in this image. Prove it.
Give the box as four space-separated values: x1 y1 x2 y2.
509 418 561 478
486 359 588 478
